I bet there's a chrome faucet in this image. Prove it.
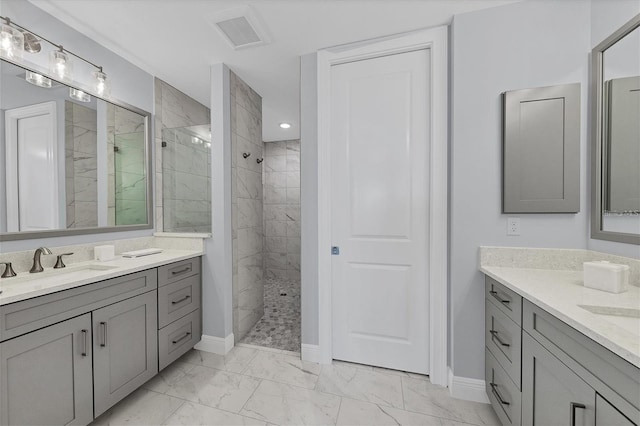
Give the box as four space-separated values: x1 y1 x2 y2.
30 247 52 273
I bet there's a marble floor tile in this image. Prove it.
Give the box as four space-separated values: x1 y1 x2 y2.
179 346 259 373
401 377 500 425
163 401 266 426
336 398 450 425
165 365 261 412
240 380 341 425
316 363 405 409
242 350 321 389
143 361 195 394
91 388 184 426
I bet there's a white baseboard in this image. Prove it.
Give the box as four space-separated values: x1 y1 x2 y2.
448 367 490 403
194 333 234 355
301 344 321 363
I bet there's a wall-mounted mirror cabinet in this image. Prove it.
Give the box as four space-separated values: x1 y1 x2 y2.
592 14 640 245
0 58 153 241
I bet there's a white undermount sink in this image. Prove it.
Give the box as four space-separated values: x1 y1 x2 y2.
0 263 119 285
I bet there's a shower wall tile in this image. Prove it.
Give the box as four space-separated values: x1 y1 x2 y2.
231 72 264 341
263 140 300 281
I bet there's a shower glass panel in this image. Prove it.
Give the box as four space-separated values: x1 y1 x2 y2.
162 125 212 233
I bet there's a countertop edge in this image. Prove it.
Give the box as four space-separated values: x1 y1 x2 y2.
0 250 204 306
481 266 640 369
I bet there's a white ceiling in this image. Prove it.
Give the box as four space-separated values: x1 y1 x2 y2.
30 0 516 141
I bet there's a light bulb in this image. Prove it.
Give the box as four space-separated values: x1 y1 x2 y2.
279 123 291 129
26 71 52 88
0 23 24 61
69 88 91 103
93 69 110 97
49 49 73 81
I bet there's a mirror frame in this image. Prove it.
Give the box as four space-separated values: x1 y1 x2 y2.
591 13 640 245
0 57 154 242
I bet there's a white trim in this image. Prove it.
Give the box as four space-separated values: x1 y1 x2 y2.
301 344 321 363
316 26 449 386
448 367 490 404
5 101 59 232
194 333 234 355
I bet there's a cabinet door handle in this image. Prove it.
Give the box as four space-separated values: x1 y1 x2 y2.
490 382 510 406
100 322 107 347
171 267 191 275
172 332 191 345
171 295 191 305
81 329 88 357
570 402 586 426
490 329 511 347
489 290 510 305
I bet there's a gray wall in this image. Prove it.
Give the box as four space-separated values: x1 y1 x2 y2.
0 0 154 253
263 140 301 282
230 72 265 341
300 53 319 346
450 0 590 380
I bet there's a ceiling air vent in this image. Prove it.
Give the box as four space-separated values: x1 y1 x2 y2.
208 6 270 50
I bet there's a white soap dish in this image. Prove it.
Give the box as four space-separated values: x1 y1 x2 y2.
121 248 163 258
583 261 629 294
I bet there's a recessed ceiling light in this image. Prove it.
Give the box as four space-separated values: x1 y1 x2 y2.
280 123 291 129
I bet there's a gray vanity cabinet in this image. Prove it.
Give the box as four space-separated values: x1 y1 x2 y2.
0 313 93 426
596 395 636 426
522 332 594 425
92 290 158 417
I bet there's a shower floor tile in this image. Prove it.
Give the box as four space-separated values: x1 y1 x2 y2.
240 277 300 352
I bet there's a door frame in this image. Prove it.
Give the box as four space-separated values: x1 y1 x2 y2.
316 26 449 386
4 101 59 232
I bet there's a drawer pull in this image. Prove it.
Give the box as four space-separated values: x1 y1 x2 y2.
100 322 107 347
81 329 88 357
489 290 510 305
570 402 586 426
490 382 510 406
490 329 511 347
171 267 191 275
171 295 191 305
172 332 191 345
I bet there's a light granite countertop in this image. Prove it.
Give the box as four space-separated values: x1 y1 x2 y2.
0 249 203 306
481 265 640 369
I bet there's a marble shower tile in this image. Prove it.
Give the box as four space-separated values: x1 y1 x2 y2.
115 107 145 134
265 141 287 156
287 237 301 254
265 171 287 188
265 155 286 173
72 104 97 132
315 363 404 409
165 401 266 426
238 227 263 258
287 155 300 171
73 128 97 155
264 204 287 221
264 186 286 205
265 237 287 254
286 205 301 222
265 268 288 280
286 171 299 188
235 104 261 145
238 253 263 292
286 220 301 237
286 187 300 204
240 380 341 425
401 376 500 425
238 198 262 229
265 253 288 269
165 365 260 413
73 153 97 179
161 81 210 130
237 168 262 199
242 351 321 389
286 140 300 153
265 220 287 237
74 177 98 202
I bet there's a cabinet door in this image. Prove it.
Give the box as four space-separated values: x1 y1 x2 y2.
596 394 637 426
0 313 93 426
93 291 158 417
522 332 595 426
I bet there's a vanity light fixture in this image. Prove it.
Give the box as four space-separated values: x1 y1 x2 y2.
69 88 91 103
1 15 110 98
0 18 24 61
280 122 291 129
25 71 52 88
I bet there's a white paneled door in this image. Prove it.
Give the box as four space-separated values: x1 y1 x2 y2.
330 49 430 374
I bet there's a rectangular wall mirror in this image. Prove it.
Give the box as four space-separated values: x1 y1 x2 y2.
592 14 640 245
0 58 153 241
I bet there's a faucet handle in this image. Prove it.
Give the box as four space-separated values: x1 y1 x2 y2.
54 253 74 269
0 262 17 278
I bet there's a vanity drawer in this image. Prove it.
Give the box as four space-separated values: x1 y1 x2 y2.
158 257 200 287
486 299 522 389
159 309 201 370
486 348 521 426
0 269 157 342
524 300 640 414
486 276 522 325
158 274 201 328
